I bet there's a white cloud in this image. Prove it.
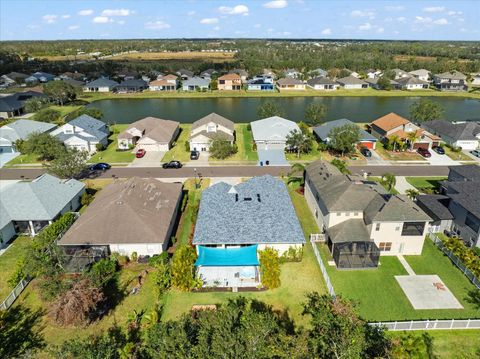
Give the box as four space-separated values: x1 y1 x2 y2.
321 28 331 35
200 18 219 24
267 28 275 32
61 14 71 19
219 5 249 15
280 31 291 36
78 9 93 16
414 16 432 24
447 10 462 16
423 6 445 13
42 14 58 24
187 11 196 16
396 16 406 22
213 26 220 31
350 9 375 19
145 20 171 30
101 9 132 17
93 16 111 24
433 18 448 25
68 25 79 30
385 5 404 11
263 0 287 9
117 20 126 25
358 22 372 31
377 27 385 33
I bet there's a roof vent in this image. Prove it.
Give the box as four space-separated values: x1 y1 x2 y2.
244 197 252 201
257 194 261 202
235 193 239 202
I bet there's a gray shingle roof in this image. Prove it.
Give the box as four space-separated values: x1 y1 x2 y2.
313 119 377 142
0 174 84 228
435 71 467 80
191 112 234 132
276 77 304 86
446 181 480 218
0 119 57 144
396 76 428 86
183 77 211 87
307 77 337 86
371 195 432 222
84 78 118 88
448 165 480 181
193 175 305 245
336 76 368 85
250 116 299 142
327 219 371 243
422 120 480 141
416 194 454 221
0 91 44 112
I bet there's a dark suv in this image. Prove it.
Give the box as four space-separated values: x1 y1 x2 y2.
190 151 200 160
162 161 183 169
417 148 431 158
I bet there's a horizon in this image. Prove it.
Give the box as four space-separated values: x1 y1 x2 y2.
1 0 479 41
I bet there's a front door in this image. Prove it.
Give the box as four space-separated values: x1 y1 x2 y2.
399 243 405 254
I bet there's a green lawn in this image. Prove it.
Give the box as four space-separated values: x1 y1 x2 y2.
375 141 426 161
49 105 82 120
405 176 447 192
444 146 476 162
319 239 480 321
5 152 43 166
162 124 191 163
0 236 31 299
89 124 135 163
218 124 258 163
162 183 327 326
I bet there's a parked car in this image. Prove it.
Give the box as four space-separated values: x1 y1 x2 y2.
136 149 146 158
471 149 480 158
190 150 200 160
162 160 183 169
432 146 445 155
360 147 372 157
89 163 111 171
417 148 431 158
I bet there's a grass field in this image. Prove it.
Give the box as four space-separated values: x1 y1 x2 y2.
375 142 426 161
162 124 191 163
319 239 479 321
405 176 447 192
48 105 82 121
5 152 43 166
89 124 135 163
0 236 31 299
444 146 476 162
219 124 258 162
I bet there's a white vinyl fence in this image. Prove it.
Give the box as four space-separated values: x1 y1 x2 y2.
0 277 31 310
370 318 480 331
428 233 480 290
310 237 335 298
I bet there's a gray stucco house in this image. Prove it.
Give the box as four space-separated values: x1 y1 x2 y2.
422 120 480 151
313 119 377 149
182 77 211 91
0 174 85 249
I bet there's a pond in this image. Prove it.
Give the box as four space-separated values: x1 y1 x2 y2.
87 96 480 124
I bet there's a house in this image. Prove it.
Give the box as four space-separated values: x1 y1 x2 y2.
408 69 431 82
392 68 411 80
30 71 55 83
229 69 248 82
422 120 480 150
262 68 276 79
62 78 85 88
0 91 45 118
1 72 28 85
193 175 305 287
471 73 480 87
51 115 109 153
217 73 242 91
176 69 194 80
284 68 301 79
250 116 300 150
182 77 211 91
149 79 176 91
276 77 306 91
59 177 183 256
418 166 480 247
115 79 148 93
189 112 235 151
370 112 440 149
200 68 217 79
395 76 429 90
304 161 432 268
60 72 86 81
117 117 180 151
336 76 368 89
365 78 401 90
0 119 57 153
433 71 468 91
247 76 274 91
308 68 328 78
83 78 119 92
307 77 339 91
0 174 84 249
366 69 382 79
313 119 377 149
117 70 138 81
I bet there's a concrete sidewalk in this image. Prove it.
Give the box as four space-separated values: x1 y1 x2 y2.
395 176 417 194
397 255 416 276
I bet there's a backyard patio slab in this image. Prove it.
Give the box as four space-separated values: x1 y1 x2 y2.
395 275 463 310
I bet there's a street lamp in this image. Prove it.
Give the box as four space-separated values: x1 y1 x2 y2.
193 168 201 189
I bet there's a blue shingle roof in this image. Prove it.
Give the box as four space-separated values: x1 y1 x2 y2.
193 175 305 245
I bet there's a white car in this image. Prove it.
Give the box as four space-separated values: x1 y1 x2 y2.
471 149 480 158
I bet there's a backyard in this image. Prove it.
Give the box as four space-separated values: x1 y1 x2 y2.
89 124 135 164
318 239 479 321
0 236 31 299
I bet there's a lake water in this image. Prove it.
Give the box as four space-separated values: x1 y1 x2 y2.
88 96 480 124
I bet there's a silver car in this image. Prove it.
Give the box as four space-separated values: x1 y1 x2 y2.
471 149 480 158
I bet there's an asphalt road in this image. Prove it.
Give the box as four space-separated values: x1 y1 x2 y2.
0 165 452 180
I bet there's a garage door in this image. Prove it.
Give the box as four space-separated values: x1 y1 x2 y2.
359 141 374 149
414 143 429 150
137 143 168 151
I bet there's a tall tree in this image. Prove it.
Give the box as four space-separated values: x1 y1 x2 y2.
257 101 285 119
33 107 61 123
407 131 419 151
45 148 88 178
410 99 444 123
304 103 327 126
382 173 397 193
328 124 360 156
209 135 238 159
286 129 313 158
43 81 76 106
23 132 65 161
171 245 197 291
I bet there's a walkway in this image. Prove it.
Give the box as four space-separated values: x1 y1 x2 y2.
395 176 418 194
397 254 416 276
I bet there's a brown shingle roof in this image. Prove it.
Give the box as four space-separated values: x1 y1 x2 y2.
149 79 176 86
218 73 241 81
162 74 178 80
118 117 179 143
59 177 182 246
191 112 234 132
371 112 410 132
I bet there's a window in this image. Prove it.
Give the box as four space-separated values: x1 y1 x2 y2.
401 222 426 236
337 212 341 217
346 212 350 217
314 209 318 219
354 212 359 216
465 212 480 233
375 223 381 231
379 242 392 251
395 226 401 232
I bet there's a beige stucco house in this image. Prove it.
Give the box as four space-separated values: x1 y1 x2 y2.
189 113 235 152
217 73 242 91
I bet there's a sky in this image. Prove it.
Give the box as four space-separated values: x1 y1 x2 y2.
0 0 479 41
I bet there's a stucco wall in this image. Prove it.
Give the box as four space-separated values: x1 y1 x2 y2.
369 221 427 255
0 222 16 249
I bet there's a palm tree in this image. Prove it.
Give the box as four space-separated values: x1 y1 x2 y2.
407 131 419 151
388 134 401 152
405 189 419 200
382 172 396 193
287 163 305 186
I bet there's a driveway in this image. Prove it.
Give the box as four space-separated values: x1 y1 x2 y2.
257 148 288 166
364 149 388 165
425 149 459 166
128 151 165 167
462 150 480 163
185 151 209 167
0 152 19 168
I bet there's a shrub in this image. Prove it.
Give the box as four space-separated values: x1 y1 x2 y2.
280 246 303 263
184 141 190 152
130 252 138 262
247 123 251 131
110 252 129 266
80 193 94 206
33 107 61 123
95 143 106 151
87 258 118 288
8 258 27 288
148 252 169 267
171 245 197 291
259 248 280 289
